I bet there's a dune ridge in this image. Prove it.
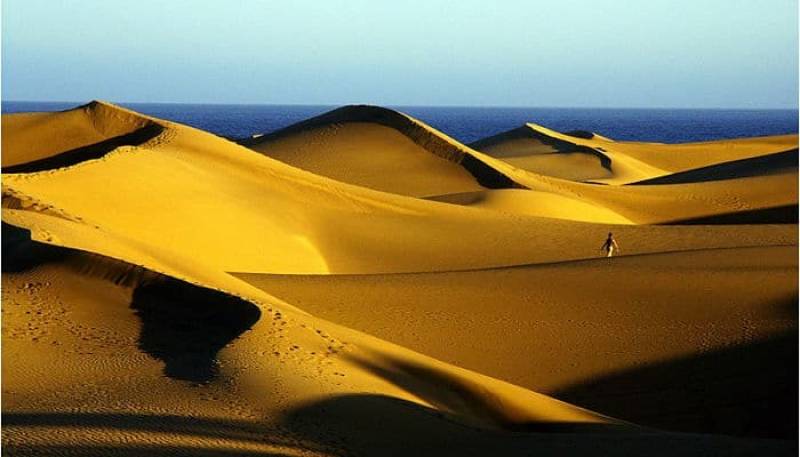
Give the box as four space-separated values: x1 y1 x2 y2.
2 101 797 456
471 121 798 185
243 104 521 196
1 101 167 171
239 105 798 225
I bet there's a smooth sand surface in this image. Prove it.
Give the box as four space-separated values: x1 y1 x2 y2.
2 101 797 456
243 105 511 197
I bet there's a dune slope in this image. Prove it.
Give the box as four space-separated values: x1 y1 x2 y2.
243 105 519 197
2 101 797 456
5 221 795 456
5 104 795 274
236 246 798 438
470 122 798 186
1 101 163 172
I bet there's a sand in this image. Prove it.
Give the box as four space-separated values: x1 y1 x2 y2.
2 101 797 456
470 122 797 185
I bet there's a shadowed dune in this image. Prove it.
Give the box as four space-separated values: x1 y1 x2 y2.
2 224 628 451
2 101 797 456
554 332 798 439
663 204 798 225
2 223 260 383
5 403 795 457
279 394 797 457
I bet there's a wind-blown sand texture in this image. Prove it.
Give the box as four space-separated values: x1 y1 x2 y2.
2 101 797 456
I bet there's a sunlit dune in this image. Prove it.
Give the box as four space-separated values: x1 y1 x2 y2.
236 245 797 438
2 101 797 456
1 101 163 171
242 105 517 197
470 122 798 185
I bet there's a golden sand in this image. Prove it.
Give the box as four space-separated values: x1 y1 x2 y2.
2 101 797 456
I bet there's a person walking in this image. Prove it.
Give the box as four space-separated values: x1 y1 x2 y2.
601 232 619 257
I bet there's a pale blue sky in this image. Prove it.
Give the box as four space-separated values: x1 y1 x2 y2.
2 0 797 108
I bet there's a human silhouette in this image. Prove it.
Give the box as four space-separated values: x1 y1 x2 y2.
601 232 619 257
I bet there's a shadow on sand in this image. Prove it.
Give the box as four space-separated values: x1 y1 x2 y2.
130 278 261 383
1 412 320 457
4 389 795 457
2 222 261 384
2 123 164 173
553 331 798 439
663 205 798 225
2 225 797 455
1 222 72 272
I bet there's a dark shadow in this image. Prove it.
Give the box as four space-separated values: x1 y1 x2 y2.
554 332 798 440
1 222 72 272
4 400 796 457
2 221 261 383
2 221 161 286
564 130 602 140
631 149 799 185
0 446 288 457
460 153 521 188
2 123 163 173
343 350 631 433
2 412 323 456
662 205 798 225
280 394 796 456
130 278 261 383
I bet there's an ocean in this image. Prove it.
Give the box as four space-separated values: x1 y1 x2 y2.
2 101 797 144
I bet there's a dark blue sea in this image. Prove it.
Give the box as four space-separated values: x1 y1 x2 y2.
2 101 797 144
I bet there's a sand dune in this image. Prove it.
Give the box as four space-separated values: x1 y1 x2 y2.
470 123 667 183
236 245 797 438
2 101 797 456
470 122 798 185
425 189 636 224
243 105 519 197
1 101 163 172
239 106 797 225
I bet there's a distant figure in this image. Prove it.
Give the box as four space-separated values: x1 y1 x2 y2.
601 232 619 257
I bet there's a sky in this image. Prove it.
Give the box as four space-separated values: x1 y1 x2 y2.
2 0 798 108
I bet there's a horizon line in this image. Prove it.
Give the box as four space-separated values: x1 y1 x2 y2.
2 99 798 111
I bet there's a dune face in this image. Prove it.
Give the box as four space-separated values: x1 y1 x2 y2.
243 105 521 197
236 245 797 438
631 149 799 185
471 122 798 186
469 123 668 184
2 101 797 456
1 101 164 172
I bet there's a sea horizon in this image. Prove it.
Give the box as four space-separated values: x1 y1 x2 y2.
4 100 797 144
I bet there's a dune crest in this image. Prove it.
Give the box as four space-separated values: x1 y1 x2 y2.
243 104 522 197
1 101 169 172
470 121 798 186
470 122 667 184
